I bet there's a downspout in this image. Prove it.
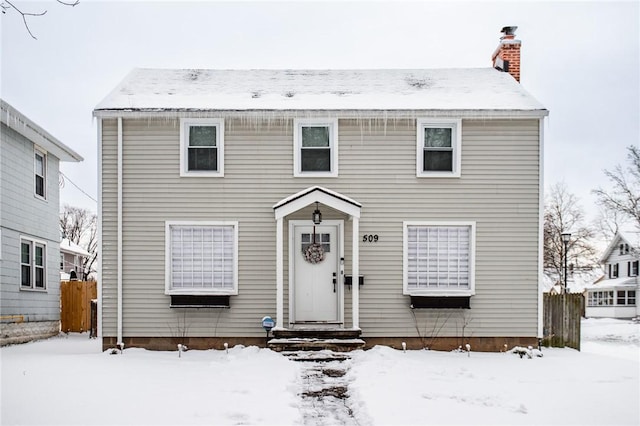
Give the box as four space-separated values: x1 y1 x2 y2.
537 117 545 342
117 117 123 346
352 217 359 329
96 119 103 338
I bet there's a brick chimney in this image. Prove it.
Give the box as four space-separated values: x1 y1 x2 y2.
492 26 521 82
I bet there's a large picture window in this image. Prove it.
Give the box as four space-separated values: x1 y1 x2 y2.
180 119 224 176
294 119 338 177
416 119 461 177
165 222 238 295
403 222 475 296
21 238 46 290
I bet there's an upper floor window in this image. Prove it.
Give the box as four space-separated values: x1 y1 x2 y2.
35 150 46 198
403 221 475 296
165 222 238 295
630 260 639 277
416 119 461 177
21 238 46 290
294 119 338 177
611 263 619 278
180 119 224 177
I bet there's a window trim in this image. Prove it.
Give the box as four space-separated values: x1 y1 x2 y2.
164 221 239 296
20 237 47 291
293 118 339 177
402 221 476 297
416 119 462 178
179 118 225 177
34 148 47 199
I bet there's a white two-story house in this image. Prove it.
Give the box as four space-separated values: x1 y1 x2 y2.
586 233 639 319
1 100 83 346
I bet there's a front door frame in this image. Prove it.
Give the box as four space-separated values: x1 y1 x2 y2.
273 186 361 330
288 220 344 326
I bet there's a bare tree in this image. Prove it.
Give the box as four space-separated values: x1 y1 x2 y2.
593 146 640 231
60 204 97 280
544 182 597 281
1 0 79 40
593 206 627 242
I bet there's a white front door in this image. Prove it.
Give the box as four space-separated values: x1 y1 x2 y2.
293 224 339 322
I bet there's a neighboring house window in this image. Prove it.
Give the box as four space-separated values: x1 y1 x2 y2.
616 290 636 306
165 222 238 295
609 263 620 278
60 253 64 271
588 290 614 306
35 150 46 198
21 238 46 290
416 119 462 177
403 222 475 296
179 118 224 177
293 118 338 177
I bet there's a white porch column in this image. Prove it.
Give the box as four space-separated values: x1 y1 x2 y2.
352 217 360 329
276 217 284 328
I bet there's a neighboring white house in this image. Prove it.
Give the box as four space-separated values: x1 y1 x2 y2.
60 238 91 281
0 100 83 346
585 233 639 319
94 27 548 351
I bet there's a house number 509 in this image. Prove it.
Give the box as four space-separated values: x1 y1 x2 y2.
362 234 379 243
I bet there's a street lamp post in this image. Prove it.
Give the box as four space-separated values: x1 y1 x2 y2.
561 233 571 294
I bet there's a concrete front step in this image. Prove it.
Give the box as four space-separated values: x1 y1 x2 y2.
268 337 365 352
272 328 362 340
282 350 352 362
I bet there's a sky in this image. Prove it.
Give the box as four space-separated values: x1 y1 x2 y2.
1 1 639 239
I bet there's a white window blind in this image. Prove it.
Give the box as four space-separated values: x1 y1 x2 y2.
170 226 234 290
407 226 470 290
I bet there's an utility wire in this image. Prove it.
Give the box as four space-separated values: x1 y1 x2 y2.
59 171 97 204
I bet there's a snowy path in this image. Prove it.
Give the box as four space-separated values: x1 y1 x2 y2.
290 352 364 425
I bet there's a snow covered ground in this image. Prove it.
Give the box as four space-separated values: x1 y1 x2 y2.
1 318 638 426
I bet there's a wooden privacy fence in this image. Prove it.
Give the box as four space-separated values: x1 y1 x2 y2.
542 293 583 350
60 281 97 333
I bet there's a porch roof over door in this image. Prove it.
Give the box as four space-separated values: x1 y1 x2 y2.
273 186 361 220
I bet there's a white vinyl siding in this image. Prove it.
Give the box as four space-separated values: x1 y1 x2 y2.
294 118 338 177
179 118 224 177
165 222 238 295
416 119 461 177
403 222 475 296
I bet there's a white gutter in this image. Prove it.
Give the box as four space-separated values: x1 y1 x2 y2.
117 117 123 345
93 108 549 120
537 117 545 341
97 119 103 338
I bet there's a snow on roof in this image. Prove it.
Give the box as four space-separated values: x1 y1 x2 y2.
60 238 90 257
542 268 605 294
599 232 640 263
1 99 83 162
585 276 639 290
94 68 547 115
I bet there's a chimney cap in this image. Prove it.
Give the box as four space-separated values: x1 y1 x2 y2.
501 26 518 36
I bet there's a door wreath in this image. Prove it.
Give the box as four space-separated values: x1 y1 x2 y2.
304 242 325 264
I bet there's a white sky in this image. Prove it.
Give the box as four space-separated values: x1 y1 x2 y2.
1 1 638 233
